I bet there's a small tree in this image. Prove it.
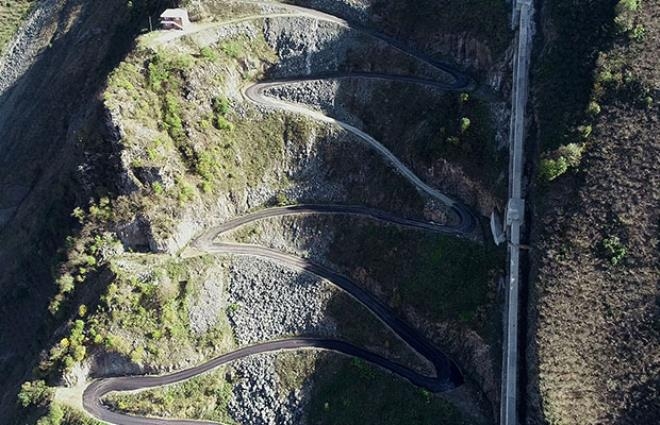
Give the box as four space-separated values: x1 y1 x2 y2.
56 274 75 294
459 117 471 133
602 236 627 265
37 404 64 425
539 157 569 182
586 101 601 116
557 143 584 167
18 380 53 408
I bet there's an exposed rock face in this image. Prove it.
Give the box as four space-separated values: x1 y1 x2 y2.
221 214 499 420
229 354 305 425
87 351 144 379
189 268 230 336
0 0 62 94
263 15 452 81
227 256 337 345
0 0 155 418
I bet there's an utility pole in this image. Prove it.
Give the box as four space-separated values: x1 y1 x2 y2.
149 16 153 32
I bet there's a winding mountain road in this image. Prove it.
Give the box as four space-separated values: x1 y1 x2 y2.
82 2 484 424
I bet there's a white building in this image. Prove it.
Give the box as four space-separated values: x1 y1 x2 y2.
160 8 191 31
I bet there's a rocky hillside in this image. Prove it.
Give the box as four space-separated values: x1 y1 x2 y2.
3 1 513 424
527 0 659 423
0 0 34 54
0 0 170 421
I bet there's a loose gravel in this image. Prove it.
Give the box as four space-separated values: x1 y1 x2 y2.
227 255 337 345
229 353 305 425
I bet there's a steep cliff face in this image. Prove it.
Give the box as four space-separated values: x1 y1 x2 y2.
5 1 514 423
278 0 513 88
0 0 168 419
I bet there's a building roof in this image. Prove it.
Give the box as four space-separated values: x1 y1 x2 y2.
160 8 188 19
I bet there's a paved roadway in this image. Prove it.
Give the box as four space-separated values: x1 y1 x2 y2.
82 2 485 424
501 1 533 425
84 207 471 424
84 338 460 425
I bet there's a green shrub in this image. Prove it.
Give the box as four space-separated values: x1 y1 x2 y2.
148 59 170 90
602 235 627 265
459 117 471 133
614 0 640 33
200 46 218 62
163 93 185 142
214 115 234 131
212 96 231 116
539 157 569 182
586 101 601 116
616 0 639 13
18 380 53 408
89 197 113 222
557 143 585 167
643 96 653 108
578 124 592 139
630 24 646 41
539 143 584 182
176 180 196 205
152 182 164 195
37 404 64 425
57 274 75 294
71 207 85 224
41 319 87 373
221 41 243 58
275 191 291 206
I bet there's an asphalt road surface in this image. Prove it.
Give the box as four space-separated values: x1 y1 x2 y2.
84 205 473 424
82 2 482 424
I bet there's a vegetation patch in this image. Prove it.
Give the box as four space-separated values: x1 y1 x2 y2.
327 219 503 336
307 354 474 425
18 398 101 425
101 31 289 236
105 368 235 423
340 82 506 197
0 0 34 54
601 235 627 266
531 1 659 423
40 255 235 377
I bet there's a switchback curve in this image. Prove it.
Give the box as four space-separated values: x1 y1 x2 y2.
82 2 484 424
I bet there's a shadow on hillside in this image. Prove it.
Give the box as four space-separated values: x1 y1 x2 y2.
242 3 506 422
0 0 175 421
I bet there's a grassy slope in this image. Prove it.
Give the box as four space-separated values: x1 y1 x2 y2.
307 355 474 425
340 82 506 200
326 219 503 338
530 0 660 424
105 368 235 423
40 255 236 376
0 0 34 54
